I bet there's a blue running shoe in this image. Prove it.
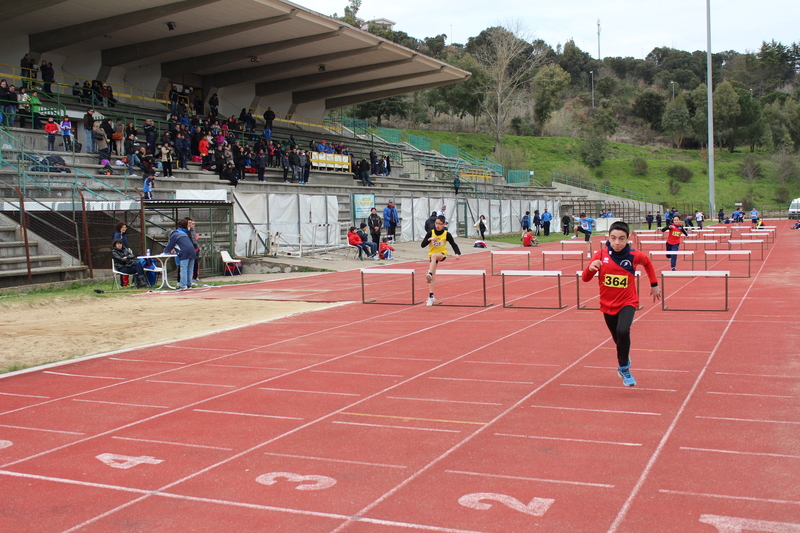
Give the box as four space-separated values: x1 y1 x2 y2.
618 365 636 387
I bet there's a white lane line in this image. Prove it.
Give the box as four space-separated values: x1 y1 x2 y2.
715 371 800 379
145 380 235 388
387 396 502 406
355 355 441 362
495 433 643 447
0 469 150 494
192 409 302 420
163 345 238 352
680 446 800 459
707 391 795 399
446 469 614 488
43 371 125 380
658 489 800 506
309 370 404 377
202 364 290 370
258 387 359 396
262 452 408 469
584 366 690 373
0 424 84 435
72 399 169 409
109 358 185 365
464 361 559 367
530 405 661 416
0 391 50 399
429 377 535 385
561 383 677 392
332 421 461 433
696 415 800 425
111 436 232 450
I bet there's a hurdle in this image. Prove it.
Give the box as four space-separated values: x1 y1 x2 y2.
729 239 765 260
576 270 641 310
361 268 419 305
501 270 566 309
432 270 492 307
750 229 775 243
661 270 729 312
561 240 593 257
542 250 585 270
490 250 530 276
648 250 696 269
637 240 665 252
682 239 720 251
704 250 752 278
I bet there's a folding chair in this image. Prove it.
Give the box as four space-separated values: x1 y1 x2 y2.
220 250 242 275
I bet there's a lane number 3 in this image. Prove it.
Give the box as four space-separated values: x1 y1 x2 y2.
458 492 554 517
256 472 337 491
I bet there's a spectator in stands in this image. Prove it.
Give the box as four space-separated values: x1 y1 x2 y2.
142 173 154 200
28 59 39 87
298 149 308 184
16 87 29 129
73 82 82 102
40 61 54 94
125 121 137 139
143 119 157 155
169 86 179 115
221 162 238 186
176 133 191 170
193 93 204 116
28 90 42 129
263 107 275 130
82 81 92 103
59 116 72 152
335 141 345 154
368 207 382 244
160 142 175 178
111 119 124 155
165 218 198 290
208 93 219 117
369 149 379 175
83 109 96 153
198 135 210 170
100 119 114 154
0 80 12 127
90 80 103 106
254 149 267 182
281 148 290 182
288 147 300 183
19 54 32 88
5 85 17 127
44 116 59 151
124 133 139 173
302 149 311 183
359 157 375 186
93 122 109 164
112 239 147 288
453 177 460 195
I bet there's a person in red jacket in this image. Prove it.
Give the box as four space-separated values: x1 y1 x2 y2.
198 136 210 170
44 116 59 151
660 215 689 271
522 228 538 247
582 221 661 386
347 226 372 261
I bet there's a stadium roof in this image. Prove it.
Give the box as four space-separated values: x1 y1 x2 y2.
2 0 470 116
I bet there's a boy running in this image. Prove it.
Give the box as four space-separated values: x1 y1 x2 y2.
660 215 688 271
421 215 461 306
572 213 596 242
582 221 661 386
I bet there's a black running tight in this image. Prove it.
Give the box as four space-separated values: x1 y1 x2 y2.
603 305 636 367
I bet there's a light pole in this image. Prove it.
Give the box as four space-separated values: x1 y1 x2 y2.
590 70 594 108
671 81 675 100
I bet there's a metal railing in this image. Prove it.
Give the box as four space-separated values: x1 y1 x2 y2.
552 173 664 203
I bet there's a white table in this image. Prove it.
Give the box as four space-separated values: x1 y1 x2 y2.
137 253 176 290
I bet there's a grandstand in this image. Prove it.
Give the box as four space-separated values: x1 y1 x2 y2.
0 0 661 287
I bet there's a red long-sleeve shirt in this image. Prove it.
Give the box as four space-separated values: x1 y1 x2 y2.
582 245 658 315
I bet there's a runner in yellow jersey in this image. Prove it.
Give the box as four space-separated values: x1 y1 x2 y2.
421 216 461 306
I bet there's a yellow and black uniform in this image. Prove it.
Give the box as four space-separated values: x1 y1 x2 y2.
421 228 461 257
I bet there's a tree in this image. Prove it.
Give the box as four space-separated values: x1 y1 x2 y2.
592 107 618 138
596 76 617 98
424 34 448 59
471 21 546 147
425 52 484 128
532 64 570 126
691 83 709 145
661 93 692 148
334 0 362 27
580 134 607 168
632 89 666 128
732 88 763 152
712 81 741 151
557 40 595 84
351 96 408 126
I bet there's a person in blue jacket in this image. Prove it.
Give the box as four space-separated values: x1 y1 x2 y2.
383 201 400 243
572 213 596 242
165 218 198 290
541 208 553 236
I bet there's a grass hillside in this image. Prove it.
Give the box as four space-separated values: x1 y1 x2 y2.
404 129 797 210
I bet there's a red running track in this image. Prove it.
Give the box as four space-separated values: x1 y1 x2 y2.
1 224 798 532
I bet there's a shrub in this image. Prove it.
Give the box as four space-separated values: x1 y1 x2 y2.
775 185 793 204
580 135 607 168
668 178 681 195
666 164 693 183
739 155 762 183
631 157 648 175
552 161 591 182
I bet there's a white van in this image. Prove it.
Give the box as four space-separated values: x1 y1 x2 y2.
790 198 800 220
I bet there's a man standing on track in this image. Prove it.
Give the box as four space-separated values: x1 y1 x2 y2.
582 221 661 386
421 216 461 306
541 207 553 236
383 201 399 243
749 207 760 229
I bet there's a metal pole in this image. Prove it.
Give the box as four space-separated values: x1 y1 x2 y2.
706 0 716 217
590 71 595 108
77 188 94 278
671 81 675 100
14 187 33 285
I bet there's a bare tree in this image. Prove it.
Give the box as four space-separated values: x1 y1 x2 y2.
473 21 546 148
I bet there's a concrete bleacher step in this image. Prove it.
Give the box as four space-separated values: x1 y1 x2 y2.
0 264 89 288
0 241 41 257
0 254 63 271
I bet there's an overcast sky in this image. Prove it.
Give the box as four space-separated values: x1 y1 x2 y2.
299 0 799 59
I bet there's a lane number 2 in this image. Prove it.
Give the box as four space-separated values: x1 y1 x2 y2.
458 492 554 517
0 440 12 450
256 472 337 491
700 514 800 533
96 453 164 470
